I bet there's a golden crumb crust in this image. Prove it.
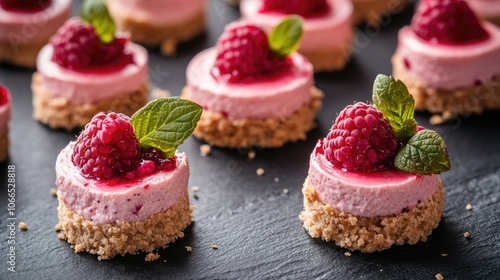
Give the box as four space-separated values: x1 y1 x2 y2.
107 5 205 56
299 177 445 252
181 86 323 148
299 32 354 72
392 54 500 121
0 37 48 68
351 0 409 25
32 72 149 131
57 193 192 261
0 128 8 162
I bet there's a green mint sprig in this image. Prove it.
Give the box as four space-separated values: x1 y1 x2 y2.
269 16 303 57
81 0 115 43
131 98 203 158
372 74 451 174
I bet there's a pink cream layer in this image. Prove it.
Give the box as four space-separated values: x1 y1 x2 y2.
106 0 206 26
466 0 500 20
186 48 314 120
36 42 148 105
240 0 353 52
395 24 500 89
0 0 71 43
0 96 11 135
308 148 440 218
56 143 189 224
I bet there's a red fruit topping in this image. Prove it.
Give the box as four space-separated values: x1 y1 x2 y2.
72 112 141 180
0 85 10 106
0 0 51 12
51 20 134 72
262 0 330 18
125 148 177 179
211 22 292 83
322 102 400 172
411 0 489 45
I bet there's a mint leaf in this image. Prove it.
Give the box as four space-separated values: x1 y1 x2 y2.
373 74 415 143
81 0 115 43
396 118 417 144
395 129 451 175
269 16 303 57
131 98 203 158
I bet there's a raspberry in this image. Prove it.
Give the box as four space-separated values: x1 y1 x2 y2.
124 148 177 180
0 0 51 12
0 85 9 106
72 112 141 180
322 102 400 172
411 0 489 44
211 22 291 83
262 0 329 18
51 19 133 72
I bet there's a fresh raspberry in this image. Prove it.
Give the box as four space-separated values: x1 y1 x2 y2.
262 0 329 18
0 0 51 12
411 0 489 44
211 22 292 83
322 102 400 172
125 148 177 180
0 85 10 106
72 112 141 180
51 19 134 72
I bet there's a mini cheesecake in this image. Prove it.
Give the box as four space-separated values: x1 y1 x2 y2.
32 17 149 131
0 85 11 161
105 0 206 56
0 0 71 68
392 0 500 122
350 0 409 25
466 0 500 26
240 0 354 72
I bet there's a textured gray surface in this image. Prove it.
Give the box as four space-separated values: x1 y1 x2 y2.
1 1 499 279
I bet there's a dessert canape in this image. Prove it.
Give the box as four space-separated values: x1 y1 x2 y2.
0 85 11 161
350 0 409 25
0 0 71 68
465 0 500 26
300 75 451 252
32 0 149 131
181 17 323 148
392 0 500 122
240 0 354 72
56 97 202 260
105 0 206 56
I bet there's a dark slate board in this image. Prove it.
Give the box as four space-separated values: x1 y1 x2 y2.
1 1 499 279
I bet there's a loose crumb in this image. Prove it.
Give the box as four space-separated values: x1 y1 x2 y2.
151 87 171 99
57 233 66 240
435 273 444 280
19 222 28 230
248 151 256 159
185 246 192 252
210 244 219 249
430 114 445 125
145 253 160 261
256 168 265 176
55 224 62 231
466 204 472 210
274 177 279 183
191 186 200 192
50 188 58 197
344 252 351 257
464 232 470 238
283 189 289 194
441 254 448 257
200 144 211 157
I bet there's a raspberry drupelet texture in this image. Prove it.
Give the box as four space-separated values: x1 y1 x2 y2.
411 0 489 44
211 22 292 83
322 102 399 172
51 19 134 72
262 0 329 18
72 112 141 180
0 0 51 12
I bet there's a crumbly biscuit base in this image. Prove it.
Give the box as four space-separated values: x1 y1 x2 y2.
32 72 149 131
351 0 409 25
392 54 500 121
109 7 205 56
181 86 323 148
299 177 445 252
299 33 354 72
57 193 192 261
0 37 48 68
0 128 8 162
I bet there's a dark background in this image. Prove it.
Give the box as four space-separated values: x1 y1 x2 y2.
1 1 499 279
